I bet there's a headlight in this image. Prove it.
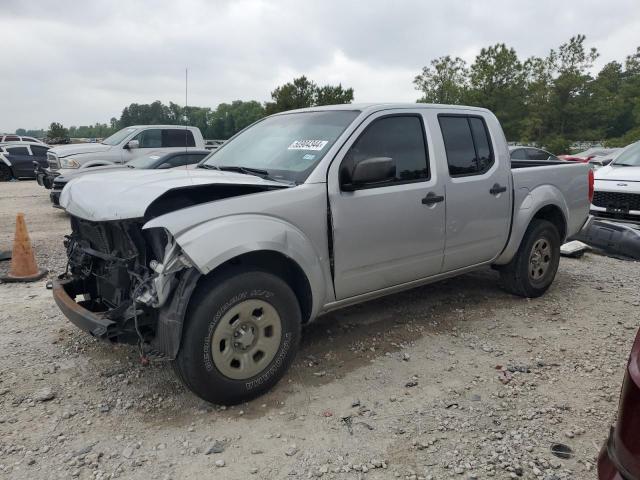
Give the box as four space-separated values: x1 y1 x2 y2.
60 157 80 168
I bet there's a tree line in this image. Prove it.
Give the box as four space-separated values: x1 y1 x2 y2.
24 76 353 141
15 35 640 153
414 35 640 152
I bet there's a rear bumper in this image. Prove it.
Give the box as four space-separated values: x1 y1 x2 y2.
52 277 115 338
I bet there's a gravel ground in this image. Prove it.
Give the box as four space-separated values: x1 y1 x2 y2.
1 180 639 480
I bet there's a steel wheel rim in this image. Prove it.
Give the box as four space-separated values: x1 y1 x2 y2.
529 237 552 282
211 299 282 380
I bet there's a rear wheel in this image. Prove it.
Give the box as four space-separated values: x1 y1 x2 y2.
0 164 13 181
499 219 561 298
173 269 301 405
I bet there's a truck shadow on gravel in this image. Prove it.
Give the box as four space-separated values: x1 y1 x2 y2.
62 266 566 420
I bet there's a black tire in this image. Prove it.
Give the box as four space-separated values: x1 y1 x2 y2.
173 269 301 405
499 219 561 298
0 164 13 182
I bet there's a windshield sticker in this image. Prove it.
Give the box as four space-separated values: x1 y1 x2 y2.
302 154 316 161
288 140 328 151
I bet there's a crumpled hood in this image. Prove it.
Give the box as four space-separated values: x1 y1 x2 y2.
595 165 640 182
60 168 289 221
50 143 112 158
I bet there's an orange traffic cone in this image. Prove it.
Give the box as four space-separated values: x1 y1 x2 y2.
1 213 47 282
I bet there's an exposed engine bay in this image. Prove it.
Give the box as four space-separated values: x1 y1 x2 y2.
62 216 192 348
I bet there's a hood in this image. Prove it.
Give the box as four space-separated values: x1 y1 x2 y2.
60 168 290 221
50 143 112 158
595 164 640 182
56 164 128 182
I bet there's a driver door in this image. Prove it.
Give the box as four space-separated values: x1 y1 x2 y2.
327 112 446 300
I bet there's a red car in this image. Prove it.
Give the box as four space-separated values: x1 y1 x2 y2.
560 148 620 163
598 327 640 479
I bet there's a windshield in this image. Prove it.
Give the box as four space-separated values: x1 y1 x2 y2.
102 127 137 146
201 110 360 183
127 153 165 168
612 142 640 166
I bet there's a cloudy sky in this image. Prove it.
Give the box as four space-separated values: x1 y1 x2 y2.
1 0 639 132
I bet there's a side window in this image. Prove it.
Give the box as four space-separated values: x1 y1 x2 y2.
4 135 20 142
22 137 37 142
185 153 207 164
163 129 196 148
30 145 49 157
510 148 528 160
134 129 162 148
526 148 549 161
6 146 29 155
439 115 494 176
162 154 189 168
340 115 429 187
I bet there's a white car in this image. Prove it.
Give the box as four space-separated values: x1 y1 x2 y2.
36 125 206 188
590 141 640 223
0 134 46 144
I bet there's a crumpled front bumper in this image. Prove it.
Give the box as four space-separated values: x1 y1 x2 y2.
52 277 116 339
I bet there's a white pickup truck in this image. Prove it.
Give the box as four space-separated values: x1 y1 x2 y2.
54 104 593 404
35 125 205 188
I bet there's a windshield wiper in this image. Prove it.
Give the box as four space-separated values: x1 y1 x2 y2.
198 164 295 184
613 163 637 167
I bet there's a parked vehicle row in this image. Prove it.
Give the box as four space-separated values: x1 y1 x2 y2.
35 125 206 188
52 103 592 404
0 141 50 181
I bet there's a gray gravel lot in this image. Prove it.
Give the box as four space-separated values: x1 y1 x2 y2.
1 180 639 480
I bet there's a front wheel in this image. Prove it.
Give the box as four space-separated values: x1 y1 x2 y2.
173 269 301 405
499 219 561 298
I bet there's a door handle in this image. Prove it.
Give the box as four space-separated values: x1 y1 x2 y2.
422 192 444 205
490 183 507 195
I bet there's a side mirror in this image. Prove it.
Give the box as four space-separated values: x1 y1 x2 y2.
602 158 613 166
342 157 396 191
157 163 172 169
125 140 139 150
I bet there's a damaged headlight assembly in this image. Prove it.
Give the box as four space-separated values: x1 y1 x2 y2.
135 229 192 308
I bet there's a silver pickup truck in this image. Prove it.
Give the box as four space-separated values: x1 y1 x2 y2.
53 104 593 404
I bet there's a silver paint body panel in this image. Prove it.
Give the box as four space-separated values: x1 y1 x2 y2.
62 103 591 321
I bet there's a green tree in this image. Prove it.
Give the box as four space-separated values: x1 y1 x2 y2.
15 128 26 135
315 84 354 106
265 76 354 114
47 122 68 139
414 55 468 104
467 44 526 139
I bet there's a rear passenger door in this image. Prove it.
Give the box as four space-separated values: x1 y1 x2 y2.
5 146 32 177
328 112 445 299
438 114 511 271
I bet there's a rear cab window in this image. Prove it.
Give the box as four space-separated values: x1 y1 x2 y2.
438 114 495 177
163 129 196 147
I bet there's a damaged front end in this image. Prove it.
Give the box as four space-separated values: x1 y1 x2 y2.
53 216 197 356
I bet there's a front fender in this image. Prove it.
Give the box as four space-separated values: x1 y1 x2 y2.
494 184 569 265
144 214 328 319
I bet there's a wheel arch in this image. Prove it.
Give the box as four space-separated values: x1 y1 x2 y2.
494 185 569 266
200 250 314 325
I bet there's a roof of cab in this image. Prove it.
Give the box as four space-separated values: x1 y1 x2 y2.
275 103 492 115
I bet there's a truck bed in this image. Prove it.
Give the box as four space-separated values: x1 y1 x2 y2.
510 159 590 240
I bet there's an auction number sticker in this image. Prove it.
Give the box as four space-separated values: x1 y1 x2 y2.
288 140 328 151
